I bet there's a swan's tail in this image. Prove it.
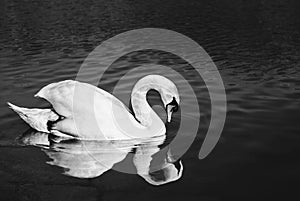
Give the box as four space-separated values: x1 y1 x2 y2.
7 102 59 133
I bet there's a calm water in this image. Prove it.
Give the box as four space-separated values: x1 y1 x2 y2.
1 0 300 200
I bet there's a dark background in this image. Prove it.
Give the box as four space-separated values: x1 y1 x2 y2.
0 0 300 200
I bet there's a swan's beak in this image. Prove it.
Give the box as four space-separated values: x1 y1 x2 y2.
166 97 179 123
166 105 173 123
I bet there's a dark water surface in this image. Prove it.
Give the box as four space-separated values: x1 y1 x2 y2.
1 0 300 200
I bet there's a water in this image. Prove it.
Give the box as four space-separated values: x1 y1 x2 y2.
0 0 300 200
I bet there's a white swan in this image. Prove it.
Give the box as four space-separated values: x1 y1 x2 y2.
8 75 180 140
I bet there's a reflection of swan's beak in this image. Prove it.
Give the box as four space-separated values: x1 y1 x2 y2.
142 160 183 186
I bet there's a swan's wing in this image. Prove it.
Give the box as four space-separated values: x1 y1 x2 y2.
34 80 142 139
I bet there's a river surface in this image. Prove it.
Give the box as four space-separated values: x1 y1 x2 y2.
0 0 299 200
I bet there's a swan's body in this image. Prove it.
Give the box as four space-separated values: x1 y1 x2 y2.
9 75 179 140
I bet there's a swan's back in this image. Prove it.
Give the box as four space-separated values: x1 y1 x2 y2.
35 80 128 117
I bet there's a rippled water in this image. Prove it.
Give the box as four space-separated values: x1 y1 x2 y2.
0 0 300 200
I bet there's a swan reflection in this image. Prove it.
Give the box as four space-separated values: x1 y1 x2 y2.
19 130 183 186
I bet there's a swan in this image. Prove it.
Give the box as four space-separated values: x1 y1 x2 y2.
8 75 180 140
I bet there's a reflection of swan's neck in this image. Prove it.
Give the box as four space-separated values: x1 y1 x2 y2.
133 144 183 186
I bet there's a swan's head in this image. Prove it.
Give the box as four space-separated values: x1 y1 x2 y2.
132 74 180 124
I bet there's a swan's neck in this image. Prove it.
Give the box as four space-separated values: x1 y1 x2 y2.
131 83 165 129
129 74 179 137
